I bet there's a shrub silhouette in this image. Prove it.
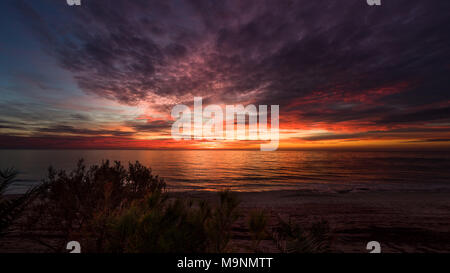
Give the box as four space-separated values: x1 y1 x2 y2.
25 159 165 251
25 160 240 253
206 190 240 252
96 191 211 253
0 168 38 237
22 159 332 253
248 210 268 252
272 216 332 253
84 190 240 253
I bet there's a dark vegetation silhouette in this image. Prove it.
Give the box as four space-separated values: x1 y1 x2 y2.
0 168 38 237
248 210 268 252
1 159 332 253
272 216 332 253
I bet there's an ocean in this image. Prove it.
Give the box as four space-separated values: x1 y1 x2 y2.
1 149 450 194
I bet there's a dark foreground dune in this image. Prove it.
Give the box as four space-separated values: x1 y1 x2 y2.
1 190 450 253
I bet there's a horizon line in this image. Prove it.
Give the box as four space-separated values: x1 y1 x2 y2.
1 147 450 152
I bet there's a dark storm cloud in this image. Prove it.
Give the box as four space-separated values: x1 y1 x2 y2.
0 119 28 127
406 138 450 143
300 129 413 141
15 0 450 128
38 125 134 137
0 124 24 130
70 113 91 121
378 107 450 124
127 120 173 132
300 128 450 142
301 132 371 141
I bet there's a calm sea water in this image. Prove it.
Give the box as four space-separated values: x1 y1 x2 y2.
1 150 450 194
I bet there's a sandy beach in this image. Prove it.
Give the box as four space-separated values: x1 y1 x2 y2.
2 190 449 253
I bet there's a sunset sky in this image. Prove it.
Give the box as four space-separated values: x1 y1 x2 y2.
0 0 449 150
